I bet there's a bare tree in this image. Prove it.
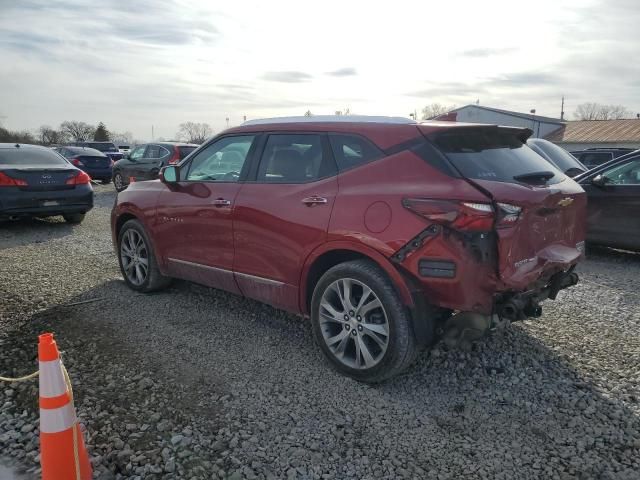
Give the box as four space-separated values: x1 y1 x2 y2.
574 103 632 120
421 103 455 120
38 125 67 145
60 121 95 142
334 108 351 116
304 110 313 117
110 131 134 145
176 122 213 144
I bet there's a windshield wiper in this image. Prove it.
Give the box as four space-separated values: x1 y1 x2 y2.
513 171 555 184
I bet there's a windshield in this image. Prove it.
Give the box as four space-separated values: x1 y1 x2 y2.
528 139 587 175
0 147 69 166
87 142 117 152
432 129 565 185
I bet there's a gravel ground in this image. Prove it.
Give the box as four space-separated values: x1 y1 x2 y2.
0 184 639 479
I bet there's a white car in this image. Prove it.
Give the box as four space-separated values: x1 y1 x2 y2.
117 145 131 155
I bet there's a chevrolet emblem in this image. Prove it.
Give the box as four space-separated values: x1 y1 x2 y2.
557 197 574 207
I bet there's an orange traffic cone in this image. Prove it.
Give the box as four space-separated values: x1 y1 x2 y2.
38 333 92 480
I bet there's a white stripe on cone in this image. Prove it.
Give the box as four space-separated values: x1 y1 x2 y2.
40 403 77 434
39 360 68 398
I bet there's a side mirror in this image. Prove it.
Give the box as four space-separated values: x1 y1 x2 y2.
591 174 610 187
160 165 179 184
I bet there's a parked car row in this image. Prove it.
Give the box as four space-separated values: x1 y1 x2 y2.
112 142 197 192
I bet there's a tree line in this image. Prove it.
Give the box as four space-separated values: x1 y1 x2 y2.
0 120 136 146
0 120 215 146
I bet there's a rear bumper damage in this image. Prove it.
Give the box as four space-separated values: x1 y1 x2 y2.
494 267 579 321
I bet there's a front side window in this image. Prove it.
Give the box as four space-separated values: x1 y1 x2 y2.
601 158 640 185
257 134 334 183
185 135 255 182
129 145 146 160
329 134 384 171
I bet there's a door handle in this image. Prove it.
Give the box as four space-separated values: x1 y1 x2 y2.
302 196 328 206
213 198 231 207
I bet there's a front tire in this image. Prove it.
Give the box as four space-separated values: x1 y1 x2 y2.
63 213 85 224
311 260 418 383
118 219 171 292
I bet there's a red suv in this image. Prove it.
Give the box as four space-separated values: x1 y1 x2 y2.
111 116 585 382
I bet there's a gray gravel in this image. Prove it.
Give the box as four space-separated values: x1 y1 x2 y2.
1 184 639 479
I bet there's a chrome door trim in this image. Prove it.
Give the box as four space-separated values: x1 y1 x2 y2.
234 271 284 287
168 257 231 275
168 258 284 287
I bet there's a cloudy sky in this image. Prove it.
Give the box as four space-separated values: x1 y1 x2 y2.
0 0 638 140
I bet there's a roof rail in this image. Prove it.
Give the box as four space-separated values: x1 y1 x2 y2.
242 115 416 126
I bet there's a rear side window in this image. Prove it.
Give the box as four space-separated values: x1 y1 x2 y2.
146 145 161 159
257 134 335 183
178 146 197 159
328 134 383 171
431 129 565 185
0 147 69 166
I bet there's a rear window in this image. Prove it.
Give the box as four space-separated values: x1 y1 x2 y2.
178 146 197 159
431 129 565 185
67 147 104 156
0 147 69 166
86 142 117 152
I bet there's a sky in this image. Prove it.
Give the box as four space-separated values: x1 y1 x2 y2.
0 0 639 141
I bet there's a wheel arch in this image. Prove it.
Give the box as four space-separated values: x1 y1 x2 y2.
299 241 415 315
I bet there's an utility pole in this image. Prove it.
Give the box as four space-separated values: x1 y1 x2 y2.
226 117 229 128
530 109 537 137
560 96 565 121
151 125 154 141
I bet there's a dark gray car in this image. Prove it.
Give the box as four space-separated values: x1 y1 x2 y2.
111 142 198 192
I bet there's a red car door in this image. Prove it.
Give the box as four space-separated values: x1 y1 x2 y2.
233 133 338 312
154 135 258 294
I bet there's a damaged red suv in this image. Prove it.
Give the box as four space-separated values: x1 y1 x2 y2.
111 116 585 382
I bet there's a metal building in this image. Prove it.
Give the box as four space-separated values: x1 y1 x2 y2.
434 105 565 138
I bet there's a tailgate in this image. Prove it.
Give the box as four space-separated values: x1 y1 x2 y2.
427 125 586 290
472 178 586 288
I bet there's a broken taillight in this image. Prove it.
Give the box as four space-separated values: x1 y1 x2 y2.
403 199 522 232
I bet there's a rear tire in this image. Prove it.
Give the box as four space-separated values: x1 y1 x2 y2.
63 213 85 224
311 260 418 383
118 219 171 292
113 172 126 192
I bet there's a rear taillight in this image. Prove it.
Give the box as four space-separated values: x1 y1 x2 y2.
168 147 180 164
403 198 522 231
66 171 91 185
496 203 522 227
0 172 27 187
71 157 84 167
